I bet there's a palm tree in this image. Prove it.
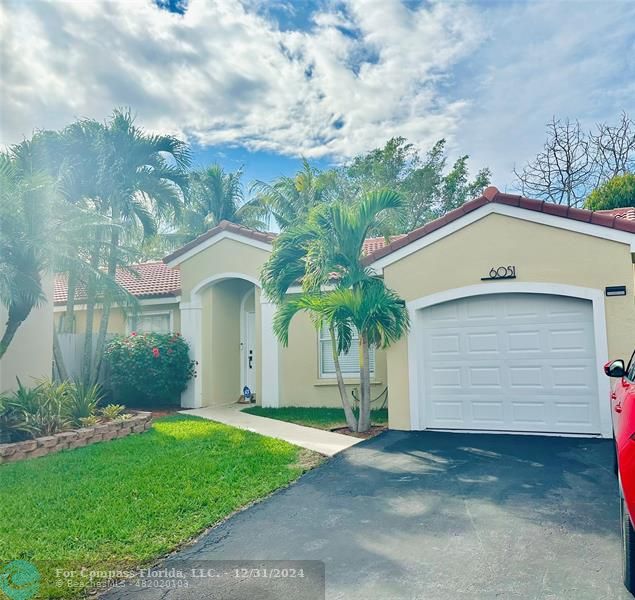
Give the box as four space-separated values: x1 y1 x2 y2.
88 109 191 383
251 159 337 229
0 140 110 362
179 164 264 241
0 154 51 359
261 190 410 432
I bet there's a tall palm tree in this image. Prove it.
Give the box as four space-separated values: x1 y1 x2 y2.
0 141 110 362
261 190 410 432
251 159 337 229
0 154 51 359
179 164 264 241
88 109 191 383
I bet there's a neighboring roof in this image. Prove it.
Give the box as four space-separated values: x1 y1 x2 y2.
163 220 276 264
54 262 180 305
365 186 635 264
362 236 405 255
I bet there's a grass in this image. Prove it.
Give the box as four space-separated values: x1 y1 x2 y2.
242 406 388 430
0 415 317 599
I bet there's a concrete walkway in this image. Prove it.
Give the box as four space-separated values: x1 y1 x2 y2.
179 403 361 456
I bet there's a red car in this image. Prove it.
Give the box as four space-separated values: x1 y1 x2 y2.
605 351 635 594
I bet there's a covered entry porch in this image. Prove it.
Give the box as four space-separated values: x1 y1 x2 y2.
179 272 279 409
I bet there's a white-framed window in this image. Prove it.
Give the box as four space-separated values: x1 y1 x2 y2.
319 325 375 378
128 311 171 334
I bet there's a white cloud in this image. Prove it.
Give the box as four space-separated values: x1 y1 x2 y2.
1 0 634 188
0 0 481 157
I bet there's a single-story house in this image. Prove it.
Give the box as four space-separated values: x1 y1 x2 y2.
55 187 635 438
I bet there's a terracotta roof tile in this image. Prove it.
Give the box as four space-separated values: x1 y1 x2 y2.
362 236 405 255
598 207 635 221
54 262 180 305
364 188 635 264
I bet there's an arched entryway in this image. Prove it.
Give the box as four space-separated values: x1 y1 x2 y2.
179 272 279 409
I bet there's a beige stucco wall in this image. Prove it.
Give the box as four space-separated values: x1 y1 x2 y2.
179 236 386 409
382 212 635 430
178 238 269 407
54 302 181 334
0 275 54 392
179 238 269 303
279 306 388 408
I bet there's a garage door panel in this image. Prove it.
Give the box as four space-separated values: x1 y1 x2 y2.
467 332 499 354
420 294 600 434
468 367 502 388
507 329 542 352
428 333 461 355
548 328 591 352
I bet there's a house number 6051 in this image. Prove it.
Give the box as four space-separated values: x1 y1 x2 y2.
481 266 516 281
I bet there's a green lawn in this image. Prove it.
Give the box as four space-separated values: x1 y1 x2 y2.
242 406 388 430
0 415 317 599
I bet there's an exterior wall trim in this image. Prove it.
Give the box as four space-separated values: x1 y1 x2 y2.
371 203 635 272
260 301 280 408
53 296 181 312
405 282 612 438
165 231 272 268
239 288 255 396
189 272 261 307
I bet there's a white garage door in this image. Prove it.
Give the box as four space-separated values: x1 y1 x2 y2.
420 293 600 434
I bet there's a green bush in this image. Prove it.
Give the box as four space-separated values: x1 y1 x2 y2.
104 332 195 408
100 403 127 420
0 379 72 441
0 379 111 443
65 380 104 427
585 173 635 211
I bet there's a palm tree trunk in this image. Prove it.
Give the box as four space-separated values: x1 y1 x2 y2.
0 304 31 360
53 269 77 380
329 324 357 432
61 270 77 333
357 334 372 432
92 208 119 383
52 329 69 381
82 243 100 384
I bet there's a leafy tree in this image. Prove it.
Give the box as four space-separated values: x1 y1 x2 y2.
339 137 491 233
262 190 409 432
585 173 635 211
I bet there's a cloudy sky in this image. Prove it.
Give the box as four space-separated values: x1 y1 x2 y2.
1 0 634 188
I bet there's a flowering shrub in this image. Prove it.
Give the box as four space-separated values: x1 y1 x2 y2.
104 332 195 407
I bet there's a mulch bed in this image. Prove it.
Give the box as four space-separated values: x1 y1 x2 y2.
330 425 387 439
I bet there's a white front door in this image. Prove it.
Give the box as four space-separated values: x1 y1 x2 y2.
243 310 256 394
419 293 600 434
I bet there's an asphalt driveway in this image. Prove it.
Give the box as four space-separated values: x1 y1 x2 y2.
106 431 629 600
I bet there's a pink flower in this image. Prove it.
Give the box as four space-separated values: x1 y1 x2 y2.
131 332 137 337
152 347 160 358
